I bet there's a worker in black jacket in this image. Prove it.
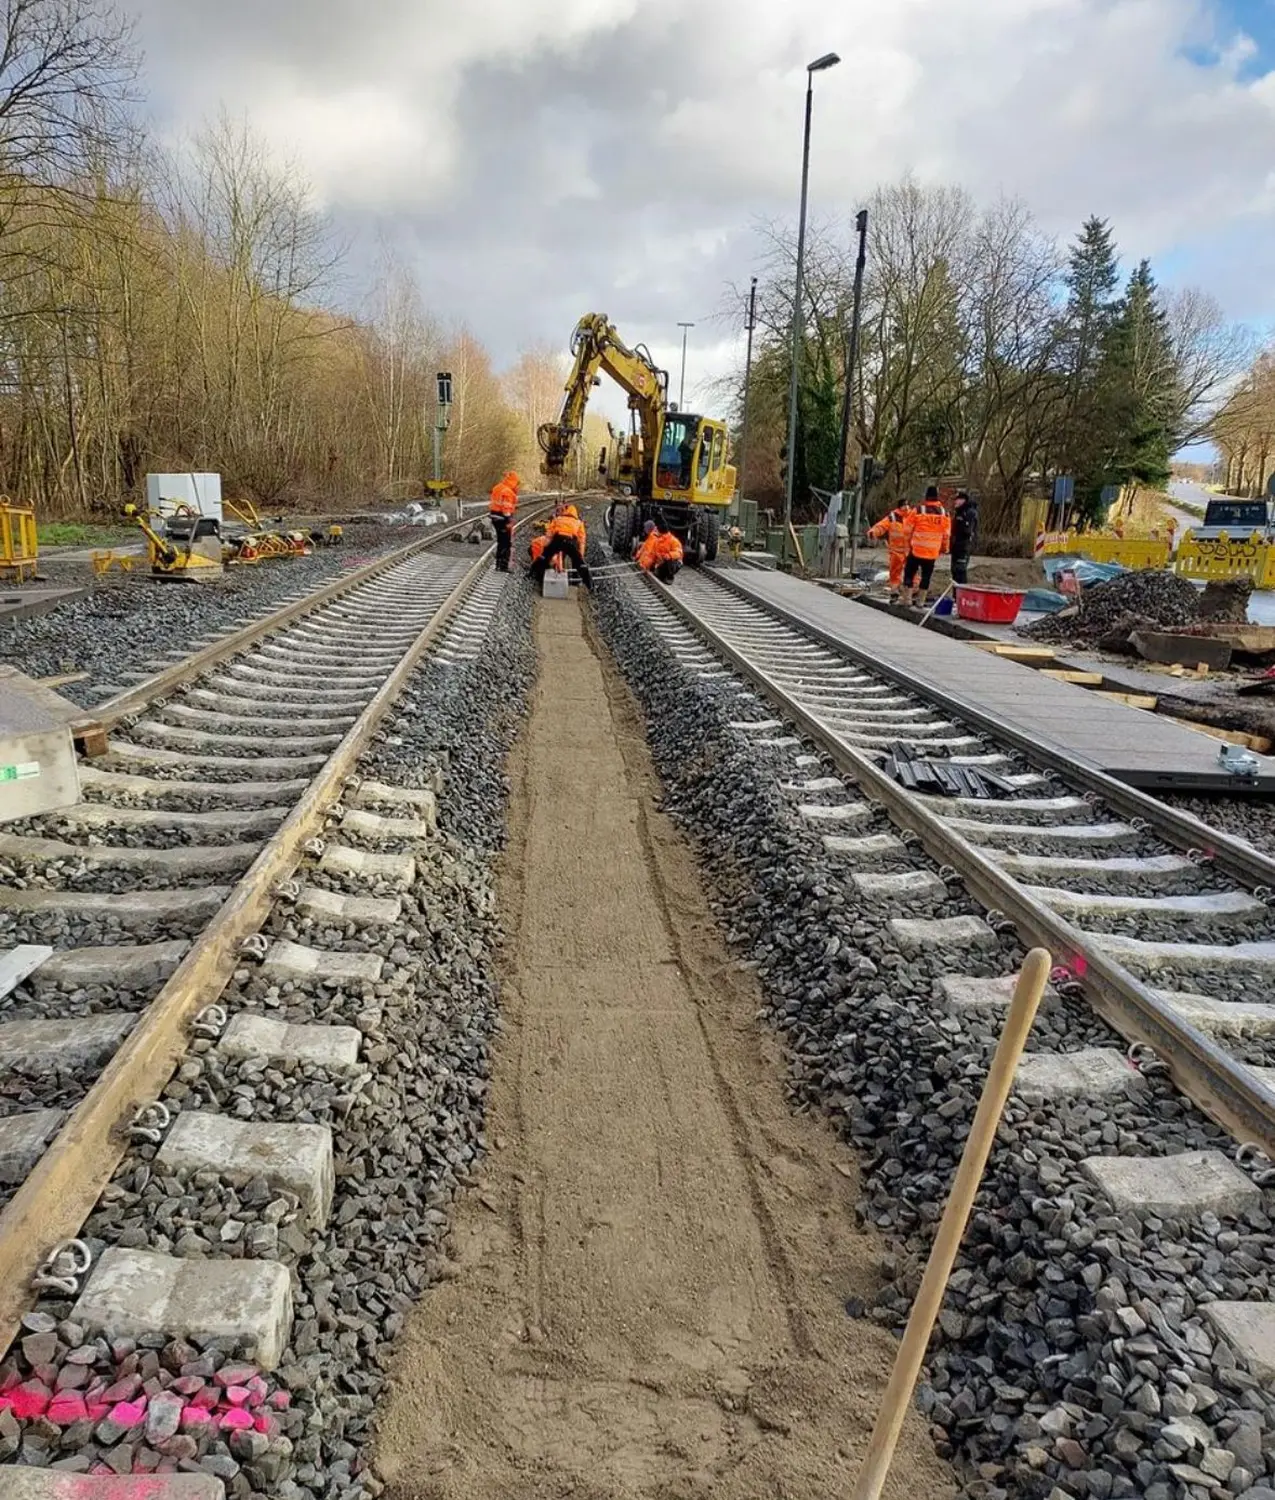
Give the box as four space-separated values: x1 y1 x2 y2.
950 490 978 585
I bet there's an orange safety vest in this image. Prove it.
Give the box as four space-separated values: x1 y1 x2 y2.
489 481 517 518
869 507 913 555
635 532 660 570
905 502 950 561
529 534 548 564
548 513 586 551
655 531 683 565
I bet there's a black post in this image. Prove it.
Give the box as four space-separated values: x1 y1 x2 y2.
737 277 758 507
836 208 869 494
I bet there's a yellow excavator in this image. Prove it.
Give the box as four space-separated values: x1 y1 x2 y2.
538 313 735 562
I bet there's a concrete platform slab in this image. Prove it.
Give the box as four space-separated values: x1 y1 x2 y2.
296 886 402 926
260 938 383 986
0 1108 64 1183
73 1246 292 1368
158 1111 334 1226
0 1012 134 1073
889 915 997 954
1015 1048 1139 1099
218 1012 362 1072
318 844 416 888
716 567 1275 792
1203 1301 1275 1385
1082 1150 1260 1218
0 585 91 624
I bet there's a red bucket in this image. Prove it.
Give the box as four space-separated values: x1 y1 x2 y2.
954 585 1025 623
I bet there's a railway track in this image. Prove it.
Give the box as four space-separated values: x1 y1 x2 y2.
0 512 538 1367
636 565 1275 1158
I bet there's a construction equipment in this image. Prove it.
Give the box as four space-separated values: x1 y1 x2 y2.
0 501 37 582
1175 496 1275 587
127 503 224 581
538 313 735 564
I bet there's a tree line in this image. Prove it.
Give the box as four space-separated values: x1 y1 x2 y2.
727 180 1252 537
0 0 567 518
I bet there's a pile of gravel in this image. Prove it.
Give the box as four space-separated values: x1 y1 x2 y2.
1024 571 1202 648
589 561 1275 1500
0 574 537 1498
2 524 412 708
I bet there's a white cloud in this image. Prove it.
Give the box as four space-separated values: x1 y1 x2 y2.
131 0 1275 373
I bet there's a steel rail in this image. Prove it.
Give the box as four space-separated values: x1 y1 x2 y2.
0 530 523 1356
705 567 1275 893
644 571 1275 1163
79 506 546 734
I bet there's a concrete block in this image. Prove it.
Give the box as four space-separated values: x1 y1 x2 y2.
158 1111 333 1227
541 568 570 599
990 851 1195 887
0 1108 64 1183
754 737 803 748
1088 932 1275 975
0 832 256 881
729 719 784 732
780 777 844 794
852 870 947 899
73 1247 292 1369
51 801 285 839
0 944 52 1000
354 777 441 812
1203 1301 1275 1385
822 833 905 860
0 1013 134 1074
938 972 1059 1013
1157 990 1275 1037
0 886 229 926
35 940 189 993
798 802 872 824
946 817 1136 846
339 807 433 843
296 886 402 927
0 1469 224 1498
319 844 416 888
1082 1150 1261 1218
889 915 997 955
1015 1049 1139 1100
218 1013 362 1072
260 938 383 986
1028 887 1263 921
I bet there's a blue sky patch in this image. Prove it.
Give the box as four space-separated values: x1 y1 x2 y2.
1189 0 1275 77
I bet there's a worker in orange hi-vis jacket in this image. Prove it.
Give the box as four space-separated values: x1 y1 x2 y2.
867 501 915 599
901 486 951 607
488 470 519 572
530 504 592 590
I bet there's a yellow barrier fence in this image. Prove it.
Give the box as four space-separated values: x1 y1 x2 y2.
1175 533 1275 589
1036 529 1172 570
0 502 37 582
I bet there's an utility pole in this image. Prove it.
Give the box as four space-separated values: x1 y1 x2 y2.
836 208 869 496
677 322 694 409
737 278 758 514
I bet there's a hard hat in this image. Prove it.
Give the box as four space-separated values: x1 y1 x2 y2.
565 505 579 518
506 471 520 486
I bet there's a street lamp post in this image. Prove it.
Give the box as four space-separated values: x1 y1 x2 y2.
677 321 694 409
783 51 841 560
737 277 758 512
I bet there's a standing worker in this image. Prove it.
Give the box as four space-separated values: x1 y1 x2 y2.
950 489 978 585
531 503 593 590
901 486 951 608
868 499 915 601
636 520 684 583
488 470 520 572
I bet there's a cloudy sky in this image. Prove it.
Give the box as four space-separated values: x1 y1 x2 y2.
130 0 1275 420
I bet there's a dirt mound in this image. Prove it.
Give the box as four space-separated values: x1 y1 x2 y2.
1023 569 1200 647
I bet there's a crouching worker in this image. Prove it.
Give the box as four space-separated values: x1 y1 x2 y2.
528 520 549 568
530 504 593 590
636 520 684 583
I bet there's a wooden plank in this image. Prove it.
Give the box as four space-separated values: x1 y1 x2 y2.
1095 691 1159 711
1041 669 1104 685
972 642 1056 661
1165 717 1273 754
0 945 52 1002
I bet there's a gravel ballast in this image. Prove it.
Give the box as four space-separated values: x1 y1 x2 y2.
590 561 1275 1500
0 572 536 1498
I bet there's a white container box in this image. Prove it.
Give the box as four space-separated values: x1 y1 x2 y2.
145 473 223 524
542 570 570 599
0 668 80 824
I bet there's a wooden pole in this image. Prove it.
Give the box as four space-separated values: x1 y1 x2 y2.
849 949 1051 1500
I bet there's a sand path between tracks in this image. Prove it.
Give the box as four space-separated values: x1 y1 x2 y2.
375 593 954 1500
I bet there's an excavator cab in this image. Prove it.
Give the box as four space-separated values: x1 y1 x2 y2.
653 414 734 507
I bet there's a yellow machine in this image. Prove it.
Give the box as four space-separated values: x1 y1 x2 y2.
127 504 224 582
538 312 735 562
0 501 37 582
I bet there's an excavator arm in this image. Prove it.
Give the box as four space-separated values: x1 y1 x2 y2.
538 313 668 489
